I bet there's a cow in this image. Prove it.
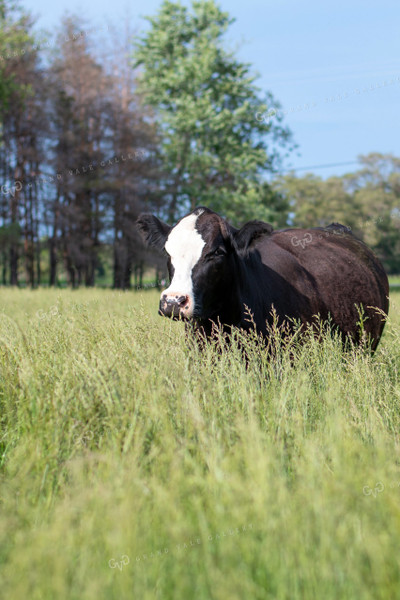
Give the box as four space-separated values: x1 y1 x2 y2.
136 207 389 352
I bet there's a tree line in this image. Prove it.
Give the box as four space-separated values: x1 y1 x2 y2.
0 2 165 288
0 0 398 289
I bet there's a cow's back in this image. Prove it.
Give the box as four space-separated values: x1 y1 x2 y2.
253 227 389 349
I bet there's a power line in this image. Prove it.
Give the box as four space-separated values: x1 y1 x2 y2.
283 160 361 173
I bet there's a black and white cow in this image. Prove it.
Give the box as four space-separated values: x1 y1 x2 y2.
136 207 389 351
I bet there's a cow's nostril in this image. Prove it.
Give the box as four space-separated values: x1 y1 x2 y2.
177 295 188 306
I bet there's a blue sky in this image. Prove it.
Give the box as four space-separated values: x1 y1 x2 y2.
22 0 400 179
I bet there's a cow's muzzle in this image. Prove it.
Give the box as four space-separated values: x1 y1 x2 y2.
159 293 191 319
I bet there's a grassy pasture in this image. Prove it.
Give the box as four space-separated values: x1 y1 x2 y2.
1 288 400 600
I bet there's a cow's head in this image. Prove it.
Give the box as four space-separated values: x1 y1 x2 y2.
136 207 273 322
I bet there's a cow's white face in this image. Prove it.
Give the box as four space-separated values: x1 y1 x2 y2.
162 210 205 317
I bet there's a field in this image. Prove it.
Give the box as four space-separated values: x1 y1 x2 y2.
1 288 400 600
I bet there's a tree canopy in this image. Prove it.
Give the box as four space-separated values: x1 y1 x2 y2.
134 0 294 224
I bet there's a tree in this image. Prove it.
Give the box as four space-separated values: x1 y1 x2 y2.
101 19 162 289
0 0 46 286
274 173 358 230
348 153 400 272
47 17 112 287
134 0 294 224
42 15 161 289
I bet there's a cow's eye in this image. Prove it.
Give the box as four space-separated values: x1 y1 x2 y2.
207 247 226 260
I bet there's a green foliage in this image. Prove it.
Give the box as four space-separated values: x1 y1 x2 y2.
274 173 360 229
0 288 400 598
134 0 293 223
351 154 400 272
0 221 21 246
0 1 38 114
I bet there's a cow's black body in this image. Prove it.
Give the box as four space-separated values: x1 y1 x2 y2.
137 207 389 352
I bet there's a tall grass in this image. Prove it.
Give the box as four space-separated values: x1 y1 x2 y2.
1 288 400 600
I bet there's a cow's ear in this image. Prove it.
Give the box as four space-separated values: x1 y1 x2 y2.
233 220 273 254
136 214 171 250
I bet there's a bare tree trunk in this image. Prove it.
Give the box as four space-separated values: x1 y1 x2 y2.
85 259 95 286
9 157 26 286
62 234 76 288
2 250 7 285
123 252 132 289
36 238 41 286
49 193 60 286
77 267 82 287
49 237 57 286
9 188 19 286
113 242 121 289
24 238 34 287
134 262 144 289
24 188 35 288
85 192 99 287
9 245 18 285
33 179 41 286
138 262 143 288
29 182 35 287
